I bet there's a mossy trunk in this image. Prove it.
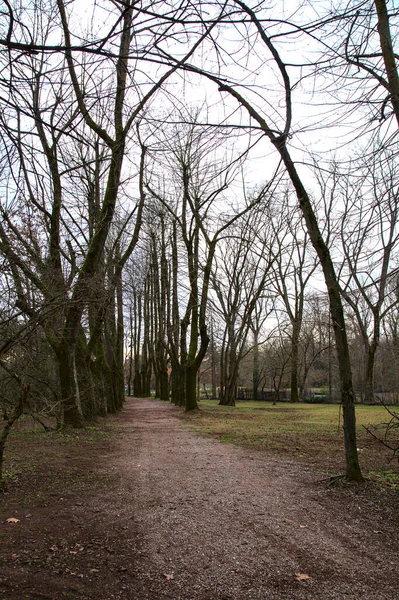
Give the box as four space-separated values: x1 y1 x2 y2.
90 340 109 417
158 369 169 401
76 350 96 421
185 365 199 411
133 369 142 397
142 370 152 397
75 328 96 421
364 345 376 405
58 343 84 428
170 361 185 407
219 342 237 406
219 381 237 406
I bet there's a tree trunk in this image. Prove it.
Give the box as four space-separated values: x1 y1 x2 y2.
133 293 143 397
75 329 96 421
115 262 125 410
220 329 238 406
211 338 217 399
218 330 228 406
219 378 237 406
91 339 109 417
141 287 152 397
374 0 399 128
127 307 133 396
364 344 377 404
104 291 118 414
159 369 169 401
219 344 238 406
273 375 281 404
253 329 259 401
170 360 185 406
185 364 199 411
58 342 84 428
290 322 300 402
169 221 184 407
141 366 152 397
208 21 364 479
275 143 363 481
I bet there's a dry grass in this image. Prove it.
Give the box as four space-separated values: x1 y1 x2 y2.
182 400 399 483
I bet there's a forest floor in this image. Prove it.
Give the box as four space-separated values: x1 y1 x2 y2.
1 396 399 600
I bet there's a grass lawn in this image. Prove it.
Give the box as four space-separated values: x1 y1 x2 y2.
182 400 399 483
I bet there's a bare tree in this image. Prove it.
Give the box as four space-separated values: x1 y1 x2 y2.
147 114 277 410
263 328 291 404
211 208 275 406
0 0 217 425
299 294 336 401
171 0 364 479
333 150 399 403
268 193 319 402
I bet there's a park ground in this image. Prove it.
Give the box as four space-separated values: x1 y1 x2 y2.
0 397 398 599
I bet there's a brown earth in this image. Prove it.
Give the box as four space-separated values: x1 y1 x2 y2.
1 396 398 600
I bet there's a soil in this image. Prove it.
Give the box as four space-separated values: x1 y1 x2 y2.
1 396 398 600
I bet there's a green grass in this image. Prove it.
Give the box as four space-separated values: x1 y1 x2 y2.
183 400 399 477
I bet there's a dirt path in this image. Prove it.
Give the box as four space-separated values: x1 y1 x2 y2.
1 396 399 599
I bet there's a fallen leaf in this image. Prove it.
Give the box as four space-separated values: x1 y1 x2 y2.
164 573 174 580
6 518 20 524
296 573 311 581
49 545 58 552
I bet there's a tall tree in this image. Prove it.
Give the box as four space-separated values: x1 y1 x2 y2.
170 0 367 479
336 150 399 403
211 209 275 406
147 117 278 410
268 194 318 402
0 0 216 424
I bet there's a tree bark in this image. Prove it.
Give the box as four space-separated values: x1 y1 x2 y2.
185 364 199 411
290 321 300 402
364 344 377 404
75 329 96 421
252 328 259 401
277 142 363 481
58 341 84 428
374 0 399 128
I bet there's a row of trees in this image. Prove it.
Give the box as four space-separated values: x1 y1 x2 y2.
1 0 399 482
123 144 399 408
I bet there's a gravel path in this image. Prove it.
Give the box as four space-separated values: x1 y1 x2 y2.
96 397 399 600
